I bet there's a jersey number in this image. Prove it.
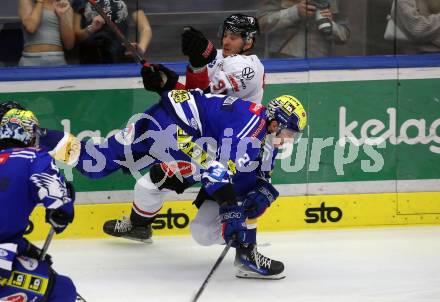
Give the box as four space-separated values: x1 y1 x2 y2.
213 80 226 92
237 153 250 167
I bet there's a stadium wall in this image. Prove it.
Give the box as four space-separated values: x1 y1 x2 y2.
0 54 439 239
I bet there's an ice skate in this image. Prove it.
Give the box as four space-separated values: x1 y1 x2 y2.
103 216 153 243
234 244 285 280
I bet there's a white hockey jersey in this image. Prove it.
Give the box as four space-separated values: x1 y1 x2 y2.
207 51 265 104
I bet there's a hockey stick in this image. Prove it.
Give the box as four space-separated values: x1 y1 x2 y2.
86 0 170 87
86 0 147 65
39 227 55 261
39 228 88 302
192 240 232 302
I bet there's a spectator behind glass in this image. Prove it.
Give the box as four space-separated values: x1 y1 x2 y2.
18 0 75 66
257 0 350 58
72 0 152 64
391 0 440 54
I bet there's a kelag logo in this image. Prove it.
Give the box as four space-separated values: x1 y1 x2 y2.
305 202 343 223
152 208 190 230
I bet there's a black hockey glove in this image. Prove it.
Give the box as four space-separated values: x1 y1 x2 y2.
182 26 217 68
23 239 53 265
141 64 178 95
45 208 74 234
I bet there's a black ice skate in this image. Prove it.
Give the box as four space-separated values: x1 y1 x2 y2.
103 216 153 243
234 244 285 280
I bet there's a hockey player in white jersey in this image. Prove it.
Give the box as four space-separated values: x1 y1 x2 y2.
183 13 265 103
103 13 268 247
101 13 298 280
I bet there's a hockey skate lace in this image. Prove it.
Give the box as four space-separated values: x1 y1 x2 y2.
114 217 132 233
252 248 272 270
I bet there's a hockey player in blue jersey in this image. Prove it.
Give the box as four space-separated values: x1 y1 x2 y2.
106 14 266 246
187 93 306 279
0 108 76 302
49 85 305 279
107 66 307 279
0 76 307 279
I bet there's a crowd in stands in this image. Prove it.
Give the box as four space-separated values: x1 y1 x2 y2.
1 0 439 67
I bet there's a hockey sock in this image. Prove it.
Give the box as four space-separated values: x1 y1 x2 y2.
130 209 155 227
244 218 257 245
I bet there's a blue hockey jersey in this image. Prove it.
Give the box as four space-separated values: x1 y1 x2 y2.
40 89 276 198
0 148 73 253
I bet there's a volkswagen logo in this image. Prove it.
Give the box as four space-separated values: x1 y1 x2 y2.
242 67 255 80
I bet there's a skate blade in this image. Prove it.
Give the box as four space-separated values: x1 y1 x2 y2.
105 233 153 244
235 269 286 280
122 236 153 244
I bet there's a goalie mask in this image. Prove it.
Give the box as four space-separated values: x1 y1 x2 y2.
0 101 26 119
0 109 39 146
220 14 260 43
267 95 307 142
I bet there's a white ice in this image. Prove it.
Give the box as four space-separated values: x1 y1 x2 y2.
43 226 440 302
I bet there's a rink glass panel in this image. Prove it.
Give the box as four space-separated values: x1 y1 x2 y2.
0 0 422 65
1 73 439 191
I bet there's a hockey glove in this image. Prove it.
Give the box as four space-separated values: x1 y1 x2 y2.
141 64 178 95
22 239 53 265
243 180 279 219
45 208 74 234
219 204 246 244
182 26 217 68
40 129 81 166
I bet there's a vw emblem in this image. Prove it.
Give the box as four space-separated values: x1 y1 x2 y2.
242 67 255 80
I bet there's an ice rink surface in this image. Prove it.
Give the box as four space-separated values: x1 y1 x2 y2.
44 226 440 302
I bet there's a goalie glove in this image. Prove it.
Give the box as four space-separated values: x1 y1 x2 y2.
243 180 279 219
182 26 217 68
141 64 178 95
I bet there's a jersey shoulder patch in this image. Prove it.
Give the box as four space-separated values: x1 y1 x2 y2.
169 90 191 104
